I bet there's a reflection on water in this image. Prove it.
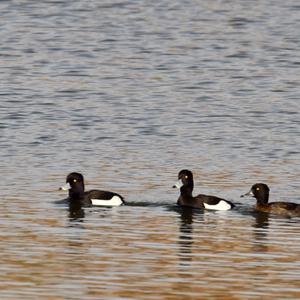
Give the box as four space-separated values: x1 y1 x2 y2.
178 207 195 264
1 0 300 298
68 200 85 221
252 212 270 252
253 212 270 230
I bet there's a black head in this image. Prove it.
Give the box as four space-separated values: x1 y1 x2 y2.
178 169 194 187
173 169 194 192
242 183 270 204
66 172 84 187
60 172 85 198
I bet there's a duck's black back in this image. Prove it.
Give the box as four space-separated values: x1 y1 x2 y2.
85 189 124 202
196 194 230 206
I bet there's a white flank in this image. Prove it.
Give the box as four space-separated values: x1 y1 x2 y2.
204 200 232 211
174 180 183 189
91 195 123 206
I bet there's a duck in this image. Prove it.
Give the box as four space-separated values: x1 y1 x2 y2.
60 172 125 206
241 183 300 217
173 169 234 210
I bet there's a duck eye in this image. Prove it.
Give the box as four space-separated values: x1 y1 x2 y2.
73 179 77 183
185 175 188 179
256 187 260 191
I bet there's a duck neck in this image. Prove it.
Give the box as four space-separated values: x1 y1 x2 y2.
181 185 193 198
69 185 85 199
256 194 269 205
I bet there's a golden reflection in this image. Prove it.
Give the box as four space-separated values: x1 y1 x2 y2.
1 196 300 299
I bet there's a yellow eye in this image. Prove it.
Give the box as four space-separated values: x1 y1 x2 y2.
73 179 77 183
185 175 188 179
256 187 260 191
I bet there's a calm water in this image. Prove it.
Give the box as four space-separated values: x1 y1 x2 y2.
1 0 300 299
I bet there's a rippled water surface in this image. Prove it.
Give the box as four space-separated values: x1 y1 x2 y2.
1 0 300 299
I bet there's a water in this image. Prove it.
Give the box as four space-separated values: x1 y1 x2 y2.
0 0 300 298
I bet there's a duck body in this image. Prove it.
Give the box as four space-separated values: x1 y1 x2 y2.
174 169 234 211
256 202 300 217
84 189 124 206
60 172 125 207
242 183 300 217
177 193 233 210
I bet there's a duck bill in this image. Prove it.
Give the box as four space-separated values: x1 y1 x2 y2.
241 190 254 198
173 180 183 189
59 182 71 191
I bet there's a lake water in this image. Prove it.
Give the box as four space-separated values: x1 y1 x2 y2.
0 0 300 299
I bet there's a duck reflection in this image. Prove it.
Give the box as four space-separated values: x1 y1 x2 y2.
177 207 196 264
251 211 269 252
68 200 85 221
253 211 269 229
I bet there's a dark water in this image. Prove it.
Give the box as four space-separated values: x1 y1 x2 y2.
1 0 300 299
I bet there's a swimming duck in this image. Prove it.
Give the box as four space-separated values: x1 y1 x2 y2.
173 169 234 210
241 183 300 217
60 172 125 206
